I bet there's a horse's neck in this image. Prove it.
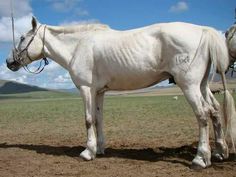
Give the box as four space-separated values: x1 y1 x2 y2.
43 26 79 70
41 24 110 69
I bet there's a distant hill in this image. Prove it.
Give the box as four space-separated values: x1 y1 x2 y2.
0 80 49 94
61 88 79 93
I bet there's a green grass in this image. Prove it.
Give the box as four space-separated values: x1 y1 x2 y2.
0 91 234 147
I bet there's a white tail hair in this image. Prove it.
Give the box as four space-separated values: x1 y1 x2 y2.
207 28 236 153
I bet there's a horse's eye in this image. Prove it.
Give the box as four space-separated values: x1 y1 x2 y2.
20 36 25 41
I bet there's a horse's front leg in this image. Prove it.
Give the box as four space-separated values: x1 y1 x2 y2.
80 86 97 160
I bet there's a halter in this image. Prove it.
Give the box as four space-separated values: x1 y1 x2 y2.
10 0 48 74
12 25 49 74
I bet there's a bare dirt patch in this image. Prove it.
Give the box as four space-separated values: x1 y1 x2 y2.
1 138 236 177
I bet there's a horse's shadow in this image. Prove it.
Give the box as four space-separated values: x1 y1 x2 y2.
103 145 197 167
0 142 235 168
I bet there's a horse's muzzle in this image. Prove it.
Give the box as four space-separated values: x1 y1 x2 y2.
6 59 20 72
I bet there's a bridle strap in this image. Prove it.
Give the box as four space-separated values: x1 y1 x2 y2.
18 24 43 59
23 58 49 74
10 0 17 50
16 25 49 74
10 0 49 74
24 25 49 74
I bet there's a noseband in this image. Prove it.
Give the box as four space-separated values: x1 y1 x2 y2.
12 25 49 74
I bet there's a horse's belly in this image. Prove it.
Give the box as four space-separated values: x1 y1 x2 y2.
105 69 165 90
107 77 156 90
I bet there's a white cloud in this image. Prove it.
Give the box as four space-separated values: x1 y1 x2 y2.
0 61 75 89
0 1 77 89
14 75 28 84
27 60 74 89
54 72 72 83
169 1 188 13
0 0 32 18
48 0 88 16
0 1 33 84
0 1 33 43
44 61 61 72
0 14 32 42
0 63 30 84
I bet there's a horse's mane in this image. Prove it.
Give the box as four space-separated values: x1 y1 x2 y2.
47 23 110 34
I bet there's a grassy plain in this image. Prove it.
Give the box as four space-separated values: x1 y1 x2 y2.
0 92 197 144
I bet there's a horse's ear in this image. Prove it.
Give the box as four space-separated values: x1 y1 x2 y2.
32 16 37 31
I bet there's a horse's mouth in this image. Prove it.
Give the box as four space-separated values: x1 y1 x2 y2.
6 61 21 72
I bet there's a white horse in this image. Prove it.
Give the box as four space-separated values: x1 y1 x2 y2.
226 24 236 62
6 17 236 169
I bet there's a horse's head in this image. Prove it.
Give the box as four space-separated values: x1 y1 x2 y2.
6 17 45 72
225 24 236 64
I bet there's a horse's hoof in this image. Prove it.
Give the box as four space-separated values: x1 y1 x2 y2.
191 156 210 170
80 149 95 161
213 143 229 161
212 147 229 162
212 153 224 162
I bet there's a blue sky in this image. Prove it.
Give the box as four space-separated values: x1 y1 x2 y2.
0 0 235 89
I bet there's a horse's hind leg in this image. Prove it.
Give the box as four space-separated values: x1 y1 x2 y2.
95 92 105 155
201 85 229 160
181 84 211 168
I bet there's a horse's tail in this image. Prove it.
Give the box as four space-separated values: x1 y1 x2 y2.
207 28 236 153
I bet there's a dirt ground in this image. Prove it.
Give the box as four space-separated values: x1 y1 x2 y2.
0 137 236 177
0 96 236 177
